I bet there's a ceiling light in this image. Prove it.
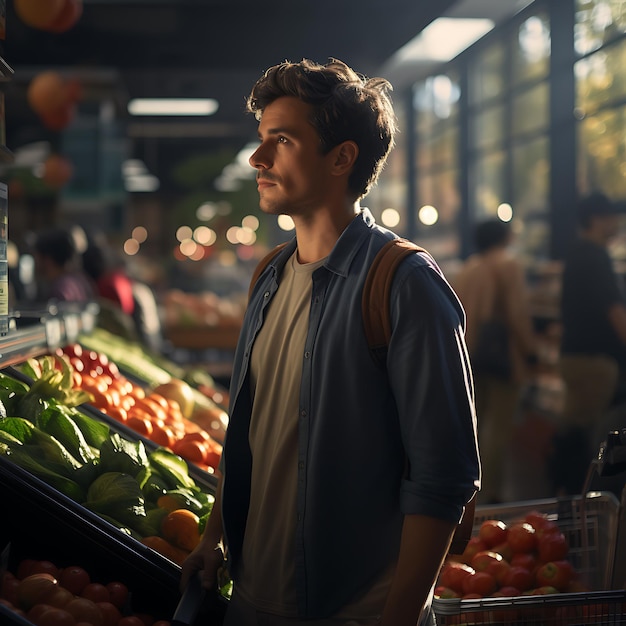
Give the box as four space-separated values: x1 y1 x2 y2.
127 98 219 116
392 17 494 64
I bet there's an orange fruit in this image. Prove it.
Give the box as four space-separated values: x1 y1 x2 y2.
126 414 154 437
141 536 189 566
151 423 176 448
173 439 208 465
160 509 201 552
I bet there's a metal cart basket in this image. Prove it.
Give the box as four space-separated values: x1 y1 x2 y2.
433 492 626 625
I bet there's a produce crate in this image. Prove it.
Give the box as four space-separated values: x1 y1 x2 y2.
433 492 624 625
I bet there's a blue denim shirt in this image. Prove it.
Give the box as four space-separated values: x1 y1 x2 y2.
221 209 480 618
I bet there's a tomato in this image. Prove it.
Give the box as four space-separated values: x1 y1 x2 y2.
460 536 487 565
204 448 222 470
153 621 172 626
494 585 522 597
96 601 122 626
173 439 208 465
478 519 508 548
510 552 537 572
30 561 61 580
151 423 176 448
135 613 155 626
59 567 90 596
535 560 575 591
65 597 103 626
38 607 77 626
434 585 460 599
118 616 147 626
537 531 568 562
126 414 154 437
438 561 475 594
26 603 55 623
506 522 537 553
470 550 502 573
525 511 560 536
81 583 109 604
105 581 128 611
1 573 20 605
462 571 497 597
485 557 511 586
502 566 534 591
18 573 59 610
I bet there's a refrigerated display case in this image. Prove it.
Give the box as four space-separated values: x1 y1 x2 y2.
0 307 227 625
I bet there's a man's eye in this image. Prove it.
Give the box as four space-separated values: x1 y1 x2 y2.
277 136 288 144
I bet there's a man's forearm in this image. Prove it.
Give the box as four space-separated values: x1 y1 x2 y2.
381 514 457 626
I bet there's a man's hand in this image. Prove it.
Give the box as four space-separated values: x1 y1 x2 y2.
180 542 225 594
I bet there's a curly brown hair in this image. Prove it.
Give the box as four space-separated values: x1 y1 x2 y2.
246 58 397 200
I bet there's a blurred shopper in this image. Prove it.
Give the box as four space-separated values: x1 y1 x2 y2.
83 233 163 353
180 58 480 626
453 219 538 504
32 225 94 304
554 191 626 494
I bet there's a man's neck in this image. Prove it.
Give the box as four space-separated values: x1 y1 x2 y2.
293 201 360 264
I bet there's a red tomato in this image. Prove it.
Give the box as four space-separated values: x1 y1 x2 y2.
506 522 537 553
492 541 513 562
510 552 538 572
470 550 502 573
460 536 487 564
38 607 77 626
478 519 508 548
535 560 575 591
17 559 36 580
30 561 61 580
105 581 129 611
81 582 110 604
1 574 20 605
18 573 59 611
538 531 569 562
494 585 522 597
503 566 534 591
486 557 511 586
43 586 74 609
434 585 461 599
58 567 90 596
97 601 122 626
462 571 497 597
118 617 146 626
438 561 475 594
65 597 103 625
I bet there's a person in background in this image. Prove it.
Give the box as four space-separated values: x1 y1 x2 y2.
180 58 480 626
453 219 538 504
32 225 94 304
554 191 626 494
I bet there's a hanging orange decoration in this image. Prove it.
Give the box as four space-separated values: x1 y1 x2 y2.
27 71 68 116
45 0 83 34
27 71 83 132
42 154 74 189
14 0 65 30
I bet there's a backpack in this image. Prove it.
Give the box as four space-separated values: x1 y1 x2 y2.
248 237 475 555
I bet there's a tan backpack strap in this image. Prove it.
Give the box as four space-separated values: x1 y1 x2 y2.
248 242 290 301
362 238 426 361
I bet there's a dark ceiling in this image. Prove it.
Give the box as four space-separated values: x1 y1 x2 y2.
2 0 460 192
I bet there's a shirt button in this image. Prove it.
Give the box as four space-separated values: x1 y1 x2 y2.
304 351 310 359
264 291 270 298
300 409 307 417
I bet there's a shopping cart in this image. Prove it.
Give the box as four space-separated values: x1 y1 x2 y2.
433 492 625 625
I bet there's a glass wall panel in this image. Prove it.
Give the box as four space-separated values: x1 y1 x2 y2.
470 150 506 219
469 41 506 104
575 0 626 56
577 105 626 197
512 136 550 220
575 40 626 114
471 104 505 150
512 12 551 85
511 82 549 136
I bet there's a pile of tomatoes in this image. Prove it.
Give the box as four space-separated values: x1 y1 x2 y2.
55 344 222 474
436 509 584 601
0 558 171 626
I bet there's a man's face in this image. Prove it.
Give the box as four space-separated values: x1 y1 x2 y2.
248 96 338 217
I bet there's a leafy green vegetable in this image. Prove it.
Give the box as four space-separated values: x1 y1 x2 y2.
148 447 196 490
84 471 147 529
99 433 149 478
65 407 110 449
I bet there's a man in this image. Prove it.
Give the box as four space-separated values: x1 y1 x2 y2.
181 58 480 626
555 191 626 494
453 219 538 504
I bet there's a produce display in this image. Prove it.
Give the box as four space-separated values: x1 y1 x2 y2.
0 357 215 568
53 344 224 473
1 558 172 625
435 510 585 601
77 328 230 444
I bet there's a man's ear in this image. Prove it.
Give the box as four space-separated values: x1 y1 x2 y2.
331 140 358 176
